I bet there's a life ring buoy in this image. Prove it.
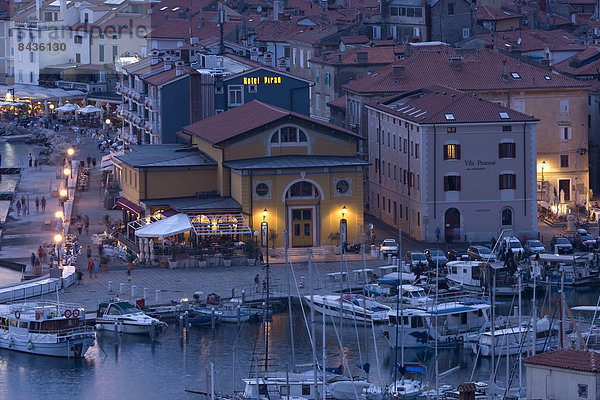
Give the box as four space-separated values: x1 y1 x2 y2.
14 311 20 319
63 309 72 318
72 309 80 318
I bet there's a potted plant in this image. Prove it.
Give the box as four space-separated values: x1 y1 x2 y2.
223 253 232 267
198 253 207 268
268 230 278 249
126 254 135 271
100 256 109 272
245 238 258 266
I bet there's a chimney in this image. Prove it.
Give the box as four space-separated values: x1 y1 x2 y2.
273 0 283 20
540 59 550 69
355 51 368 63
392 65 405 78
164 56 173 71
502 59 508 81
198 15 205 27
59 0 67 20
175 60 185 76
449 56 462 70
151 50 159 65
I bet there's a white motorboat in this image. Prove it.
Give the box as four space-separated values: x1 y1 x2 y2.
471 316 556 356
399 284 432 309
196 299 252 323
0 301 95 358
303 294 391 324
446 260 521 295
386 379 421 399
95 300 167 335
382 301 491 348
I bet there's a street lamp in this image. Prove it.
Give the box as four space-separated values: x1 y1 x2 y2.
67 148 74 157
59 188 68 207
541 160 546 183
54 233 63 267
63 167 71 185
340 205 348 253
259 208 270 370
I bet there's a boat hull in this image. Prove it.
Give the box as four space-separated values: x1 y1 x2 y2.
304 297 388 324
0 335 94 358
96 320 165 335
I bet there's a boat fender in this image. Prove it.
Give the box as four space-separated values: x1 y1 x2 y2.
95 324 103 330
26 341 33 350
72 309 80 318
64 309 72 318
8 338 13 348
14 311 20 320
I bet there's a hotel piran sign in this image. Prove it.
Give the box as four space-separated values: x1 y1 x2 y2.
243 76 282 85
465 159 495 171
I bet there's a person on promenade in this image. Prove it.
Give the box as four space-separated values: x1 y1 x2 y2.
93 259 99 278
92 156 97 168
34 197 39 213
30 253 36 268
38 245 45 262
76 267 82 284
77 219 83 235
262 279 267 294
254 274 259 293
34 258 40 273
33 158 38 170
84 215 90 234
41 196 46 212
87 258 94 279
98 244 103 256
86 245 92 259
86 156 91 168
15 200 21 216
28 153 32 167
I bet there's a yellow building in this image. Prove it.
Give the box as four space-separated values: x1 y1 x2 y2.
117 100 367 248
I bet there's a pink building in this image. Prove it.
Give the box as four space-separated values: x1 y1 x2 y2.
366 85 539 242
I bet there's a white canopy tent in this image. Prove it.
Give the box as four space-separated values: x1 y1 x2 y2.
134 213 193 238
77 105 103 114
55 103 79 112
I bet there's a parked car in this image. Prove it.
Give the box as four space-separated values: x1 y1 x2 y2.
406 251 429 269
379 239 399 256
446 248 468 262
576 230 597 251
524 240 546 255
467 245 496 262
550 236 574 254
424 249 448 266
499 237 525 257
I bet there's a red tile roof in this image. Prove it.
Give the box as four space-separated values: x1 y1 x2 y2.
368 85 538 124
328 95 347 110
311 46 402 65
288 25 340 45
149 16 239 39
343 46 588 95
553 47 600 76
253 19 307 42
180 100 360 144
341 35 370 44
143 66 197 86
476 6 521 21
476 29 584 52
524 349 600 373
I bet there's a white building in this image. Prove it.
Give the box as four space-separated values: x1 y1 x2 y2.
366 85 539 242
525 349 600 400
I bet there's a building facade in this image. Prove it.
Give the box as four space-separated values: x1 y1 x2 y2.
366 86 538 242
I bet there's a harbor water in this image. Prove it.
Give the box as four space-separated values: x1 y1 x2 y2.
0 284 596 400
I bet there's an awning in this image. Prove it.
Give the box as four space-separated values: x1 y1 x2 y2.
135 213 193 238
537 201 552 209
115 197 143 215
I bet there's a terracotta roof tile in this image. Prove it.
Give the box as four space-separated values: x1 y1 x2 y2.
181 100 360 144
476 29 584 52
476 6 520 21
343 46 588 95
142 66 198 86
553 46 600 76
253 19 307 42
341 35 370 44
368 85 538 124
312 46 402 65
149 16 239 40
524 349 600 373
328 95 347 109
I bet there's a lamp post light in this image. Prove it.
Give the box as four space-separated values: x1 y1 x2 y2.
260 208 270 370
63 166 71 187
54 233 63 267
340 205 348 253
540 160 547 202
59 188 68 209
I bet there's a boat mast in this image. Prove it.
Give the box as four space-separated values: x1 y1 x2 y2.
284 232 296 370
309 249 319 399
435 255 439 400
518 267 522 393
489 266 496 396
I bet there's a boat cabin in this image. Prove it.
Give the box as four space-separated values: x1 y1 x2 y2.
97 301 140 318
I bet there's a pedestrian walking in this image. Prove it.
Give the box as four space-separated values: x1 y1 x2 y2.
30 252 36 269
20 195 25 209
77 220 83 235
84 214 90 234
15 200 21 216
262 279 267 294
98 243 103 256
93 259 99 278
33 158 38 170
92 156 97 168
34 258 40 273
86 155 91 168
28 153 32 167
35 197 39 213
38 245 45 261
254 274 259 293
86 245 92 259
76 268 82 284
41 196 46 212
87 258 93 279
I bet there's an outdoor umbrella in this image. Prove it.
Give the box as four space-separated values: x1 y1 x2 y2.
77 105 102 114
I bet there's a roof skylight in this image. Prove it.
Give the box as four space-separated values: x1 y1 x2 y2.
510 72 521 79
499 112 510 119
444 113 455 120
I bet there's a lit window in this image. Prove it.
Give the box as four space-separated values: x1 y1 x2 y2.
444 144 460 160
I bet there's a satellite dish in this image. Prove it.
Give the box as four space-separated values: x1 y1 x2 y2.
257 5 262 12
74 1 81 7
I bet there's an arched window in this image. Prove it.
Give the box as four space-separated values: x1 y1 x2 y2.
286 181 319 199
501 208 513 226
270 126 308 145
